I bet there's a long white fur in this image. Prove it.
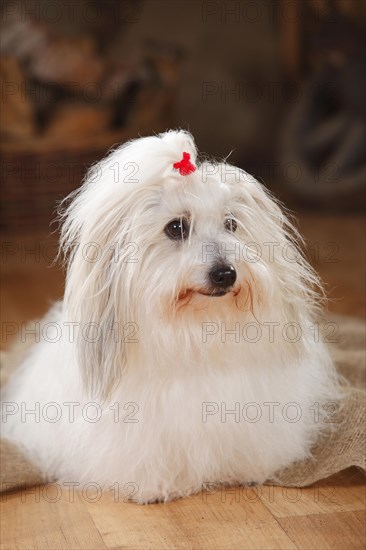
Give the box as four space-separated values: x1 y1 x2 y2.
1 130 340 503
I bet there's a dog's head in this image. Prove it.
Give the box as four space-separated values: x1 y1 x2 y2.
60 130 322 400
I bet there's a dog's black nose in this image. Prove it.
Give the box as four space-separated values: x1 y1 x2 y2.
209 265 237 289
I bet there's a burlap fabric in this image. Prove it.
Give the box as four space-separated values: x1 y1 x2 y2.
1 314 365 493
270 313 365 486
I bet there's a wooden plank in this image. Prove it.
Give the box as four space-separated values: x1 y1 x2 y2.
84 488 296 550
260 470 366 518
0 488 106 550
278 510 366 550
280 1 301 78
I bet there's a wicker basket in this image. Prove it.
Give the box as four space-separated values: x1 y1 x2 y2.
1 125 169 234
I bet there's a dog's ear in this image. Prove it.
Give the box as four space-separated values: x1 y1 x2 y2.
61 224 133 403
224 165 324 328
59 159 139 403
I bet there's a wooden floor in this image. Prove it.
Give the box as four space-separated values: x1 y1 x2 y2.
1 213 365 550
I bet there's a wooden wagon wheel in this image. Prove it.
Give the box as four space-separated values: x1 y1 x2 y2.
281 72 365 206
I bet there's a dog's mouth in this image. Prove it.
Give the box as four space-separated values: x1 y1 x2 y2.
178 287 240 301
198 289 228 297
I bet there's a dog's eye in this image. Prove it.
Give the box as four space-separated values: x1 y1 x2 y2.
164 218 190 241
224 217 237 232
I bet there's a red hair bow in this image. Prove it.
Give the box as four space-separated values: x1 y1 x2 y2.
173 152 196 176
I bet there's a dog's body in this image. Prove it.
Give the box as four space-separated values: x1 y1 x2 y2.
2 131 339 503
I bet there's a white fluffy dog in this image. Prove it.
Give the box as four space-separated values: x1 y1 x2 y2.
2 130 339 503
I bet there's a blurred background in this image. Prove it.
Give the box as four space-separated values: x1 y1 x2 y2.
1 0 365 342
